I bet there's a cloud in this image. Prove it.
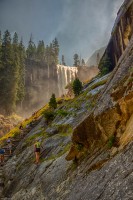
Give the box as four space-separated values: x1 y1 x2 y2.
0 0 124 65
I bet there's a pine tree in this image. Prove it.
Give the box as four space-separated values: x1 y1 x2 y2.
0 31 2 46
36 40 45 61
72 78 83 96
0 31 2 65
52 38 59 64
73 54 80 67
13 32 18 45
62 55 66 66
49 93 57 109
26 34 36 59
17 38 26 106
0 30 16 114
81 59 85 66
12 32 21 106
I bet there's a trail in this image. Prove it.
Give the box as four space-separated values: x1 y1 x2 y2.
0 119 40 199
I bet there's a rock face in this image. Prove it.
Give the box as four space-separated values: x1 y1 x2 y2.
0 0 133 199
100 0 133 72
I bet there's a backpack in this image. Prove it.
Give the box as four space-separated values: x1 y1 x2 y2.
7 139 11 143
35 141 41 148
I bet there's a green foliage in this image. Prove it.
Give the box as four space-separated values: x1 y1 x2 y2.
73 78 83 96
90 79 107 90
52 38 59 64
61 55 66 65
56 109 69 117
49 94 57 109
65 82 74 97
0 30 60 115
43 110 55 123
26 34 36 59
36 40 45 61
76 143 84 151
73 53 80 67
99 53 112 76
0 30 17 114
108 135 115 148
17 39 25 103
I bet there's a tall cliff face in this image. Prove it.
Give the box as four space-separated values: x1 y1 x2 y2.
99 0 133 72
0 1 133 199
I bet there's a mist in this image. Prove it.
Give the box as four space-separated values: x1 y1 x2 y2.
0 0 124 65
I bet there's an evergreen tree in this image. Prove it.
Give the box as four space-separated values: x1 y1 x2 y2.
13 32 18 45
52 38 59 64
49 93 57 109
81 59 85 66
17 38 26 106
0 31 2 65
26 34 36 59
0 31 2 46
62 55 66 66
72 78 83 96
0 30 17 114
12 32 21 105
73 54 80 67
36 40 45 61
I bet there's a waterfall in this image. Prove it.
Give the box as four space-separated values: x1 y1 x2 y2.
57 64 78 96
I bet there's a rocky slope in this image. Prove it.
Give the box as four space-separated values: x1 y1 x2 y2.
0 0 133 199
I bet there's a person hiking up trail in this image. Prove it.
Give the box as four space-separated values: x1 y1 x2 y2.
0 147 5 165
34 139 42 164
6 137 14 155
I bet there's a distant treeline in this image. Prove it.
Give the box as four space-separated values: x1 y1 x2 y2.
0 30 59 115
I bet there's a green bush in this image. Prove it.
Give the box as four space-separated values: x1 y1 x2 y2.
108 135 115 148
56 110 69 117
76 143 84 151
43 110 55 123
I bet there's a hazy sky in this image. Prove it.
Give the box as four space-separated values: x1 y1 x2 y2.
0 0 124 65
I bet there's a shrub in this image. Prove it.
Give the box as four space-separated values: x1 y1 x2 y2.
99 53 112 76
108 135 115 148
56 110 69 117
76 143 84 151
43 110 55 123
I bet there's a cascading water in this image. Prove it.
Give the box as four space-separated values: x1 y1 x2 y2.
57 64 78 96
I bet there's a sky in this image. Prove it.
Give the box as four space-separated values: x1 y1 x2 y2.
0 0 124 65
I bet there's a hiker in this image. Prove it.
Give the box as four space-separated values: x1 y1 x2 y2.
19 124 23 130
34 139 42 164
19 124 24 138
7 137 13 155
0 148 5 165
